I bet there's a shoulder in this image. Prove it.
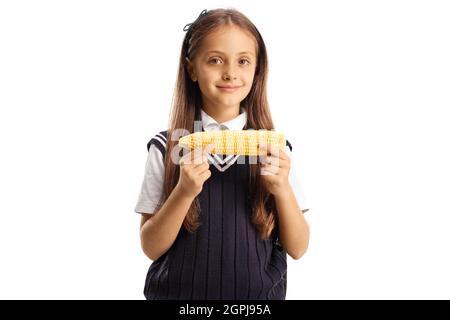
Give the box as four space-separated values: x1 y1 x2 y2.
146 130 169 155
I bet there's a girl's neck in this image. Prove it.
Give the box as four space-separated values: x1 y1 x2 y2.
202 103 241 124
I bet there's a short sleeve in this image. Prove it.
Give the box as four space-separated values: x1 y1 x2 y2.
134 133 167 215
286 142 310 214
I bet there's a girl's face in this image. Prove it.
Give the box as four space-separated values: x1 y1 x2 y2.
186 25 257 111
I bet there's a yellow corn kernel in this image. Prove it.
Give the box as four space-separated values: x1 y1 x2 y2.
178 130 286 156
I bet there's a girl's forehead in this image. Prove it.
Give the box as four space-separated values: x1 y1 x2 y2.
199 25 257 56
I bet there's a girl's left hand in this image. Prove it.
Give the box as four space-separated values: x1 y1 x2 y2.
259 143 291 196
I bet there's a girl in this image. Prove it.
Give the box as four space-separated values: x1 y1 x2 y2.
135 8 310 300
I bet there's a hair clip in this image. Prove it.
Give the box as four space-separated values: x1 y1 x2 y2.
183 9 208 32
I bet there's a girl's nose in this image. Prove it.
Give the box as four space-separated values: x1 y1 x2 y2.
222 63 239 80
222 72 237 81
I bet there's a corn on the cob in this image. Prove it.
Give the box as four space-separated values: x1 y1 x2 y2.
178 130 286 156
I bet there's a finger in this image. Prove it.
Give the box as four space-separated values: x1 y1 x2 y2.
193 144 215 167
191 146 207 165
179 153 192 166
179 149 200 166
191 143 216 165
203 143 216 154
275 147 289 160
195 163 211 177
260 167 276 176
199 168 212 181
180 143 217 166
193 155 210 169
266 155 287 168
195 144 216 164
262 143 287 159
258 143 269 156
261 164 280 175
259 142 283 157
259 155 282 166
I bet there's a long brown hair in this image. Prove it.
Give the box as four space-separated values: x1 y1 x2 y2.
162 8 278 240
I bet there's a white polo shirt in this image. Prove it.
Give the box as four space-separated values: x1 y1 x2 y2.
134 108 310 215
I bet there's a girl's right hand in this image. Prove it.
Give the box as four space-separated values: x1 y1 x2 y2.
176 144 215 199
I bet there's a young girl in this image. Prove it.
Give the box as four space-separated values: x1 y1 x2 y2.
135 8 310 300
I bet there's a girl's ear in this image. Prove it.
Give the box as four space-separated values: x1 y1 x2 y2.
185 57 197 82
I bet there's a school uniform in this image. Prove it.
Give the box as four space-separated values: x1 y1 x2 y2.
135 108 310 300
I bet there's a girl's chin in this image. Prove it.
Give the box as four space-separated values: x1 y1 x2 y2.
217 100 242 107
203 94 244 107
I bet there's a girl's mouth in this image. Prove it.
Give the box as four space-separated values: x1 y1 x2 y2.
217 86 241 93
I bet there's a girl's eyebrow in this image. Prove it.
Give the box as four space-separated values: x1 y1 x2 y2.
206 50 255 56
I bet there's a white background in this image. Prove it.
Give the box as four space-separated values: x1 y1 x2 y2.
1 0 449 299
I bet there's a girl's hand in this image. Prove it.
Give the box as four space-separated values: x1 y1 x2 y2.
259 143 291 196
176 144 215 199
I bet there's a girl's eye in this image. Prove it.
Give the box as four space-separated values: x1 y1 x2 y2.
209 58 222 64
208 58 251 65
